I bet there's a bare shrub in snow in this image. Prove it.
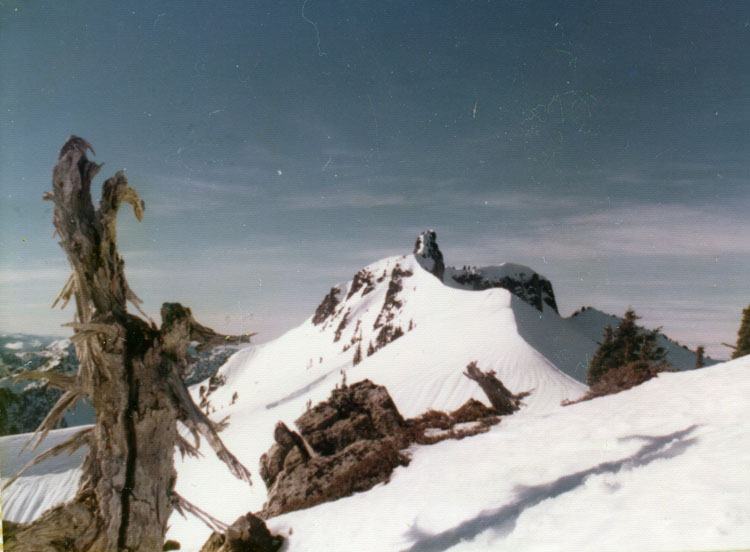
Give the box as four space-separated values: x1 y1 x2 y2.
564 360 668 405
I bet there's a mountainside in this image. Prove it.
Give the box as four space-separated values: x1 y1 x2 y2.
0 334 242 436
3 356 748 551
0 335 92 435
567 306 718 370
1 231 731 552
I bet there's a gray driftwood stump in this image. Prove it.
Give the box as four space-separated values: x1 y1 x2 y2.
4 136 253 551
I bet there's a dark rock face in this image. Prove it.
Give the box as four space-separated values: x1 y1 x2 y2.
366 265 413 355
333 308 350 343
199 513 284 552
312 286 341 325
413 230 445 281
451 271 558 313
346 269 376 300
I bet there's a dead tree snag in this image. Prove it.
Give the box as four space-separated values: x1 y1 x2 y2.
4 136 252 552
463 361 532 415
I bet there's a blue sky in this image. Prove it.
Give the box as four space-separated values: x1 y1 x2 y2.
1 1 748 358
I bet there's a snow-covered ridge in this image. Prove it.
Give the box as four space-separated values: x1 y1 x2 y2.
1 230 724 551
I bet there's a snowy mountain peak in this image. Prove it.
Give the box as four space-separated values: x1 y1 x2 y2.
444 263 559 314
413 229 445 281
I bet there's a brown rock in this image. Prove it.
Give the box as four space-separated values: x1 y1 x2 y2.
294 380 404 456
450 398 498 423
259 443 287 489
261 438 409 519
199 513 284 552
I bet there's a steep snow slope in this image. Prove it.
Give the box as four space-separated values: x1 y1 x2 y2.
0 426 87 524
263 356 750 552
3 355 749 551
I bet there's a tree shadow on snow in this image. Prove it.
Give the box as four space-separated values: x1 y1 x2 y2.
401 425 699 552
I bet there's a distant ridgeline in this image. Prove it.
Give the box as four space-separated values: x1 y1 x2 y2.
0 334 242 436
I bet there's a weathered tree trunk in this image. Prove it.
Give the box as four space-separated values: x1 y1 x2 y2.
463 361 531 415
5 137 252 551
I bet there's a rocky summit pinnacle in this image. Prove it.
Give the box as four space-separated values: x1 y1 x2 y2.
413 230 445 281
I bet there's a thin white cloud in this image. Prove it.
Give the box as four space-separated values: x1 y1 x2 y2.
450 202 750 261
0 267 69 285
281 191 417 210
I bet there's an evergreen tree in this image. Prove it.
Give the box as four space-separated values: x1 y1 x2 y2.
731 304 750 359
586 308 668 386
587 324 614 385
695 345 705 369
0 387 21 435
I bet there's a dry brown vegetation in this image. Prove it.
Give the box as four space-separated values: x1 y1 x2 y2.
563 360 669 405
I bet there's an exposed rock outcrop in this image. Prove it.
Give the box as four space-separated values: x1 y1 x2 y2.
259 422 311 489
412 230 557 312
260 380 409 518
414 229 445 281
295 380 405 455
258 379 505 519
261 437 409 519
450 269 558 313
346 268 376 300
312 286 341 325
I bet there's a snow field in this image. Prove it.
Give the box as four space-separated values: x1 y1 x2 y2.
263 358 750 552
2 253 745 551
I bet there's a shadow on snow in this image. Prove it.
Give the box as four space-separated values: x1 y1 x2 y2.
401 425 699 552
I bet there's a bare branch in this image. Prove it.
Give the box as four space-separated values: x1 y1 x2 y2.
172 492 228 532
168 367 252 485
125 285 155 324
59 135 95 159
178 420 201 450
52 273 76 310
97 170 145 228
463 361 531 415
62 321 120 338
191 317 256 353
160 302 255 354
13 371 79 392
175 433 203 460
22 390 83 453
214 415 230 433
4 427 92 490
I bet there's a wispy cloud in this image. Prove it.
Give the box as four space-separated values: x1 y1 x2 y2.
280 191 418 210
448 202 750 262
0 267 70 285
